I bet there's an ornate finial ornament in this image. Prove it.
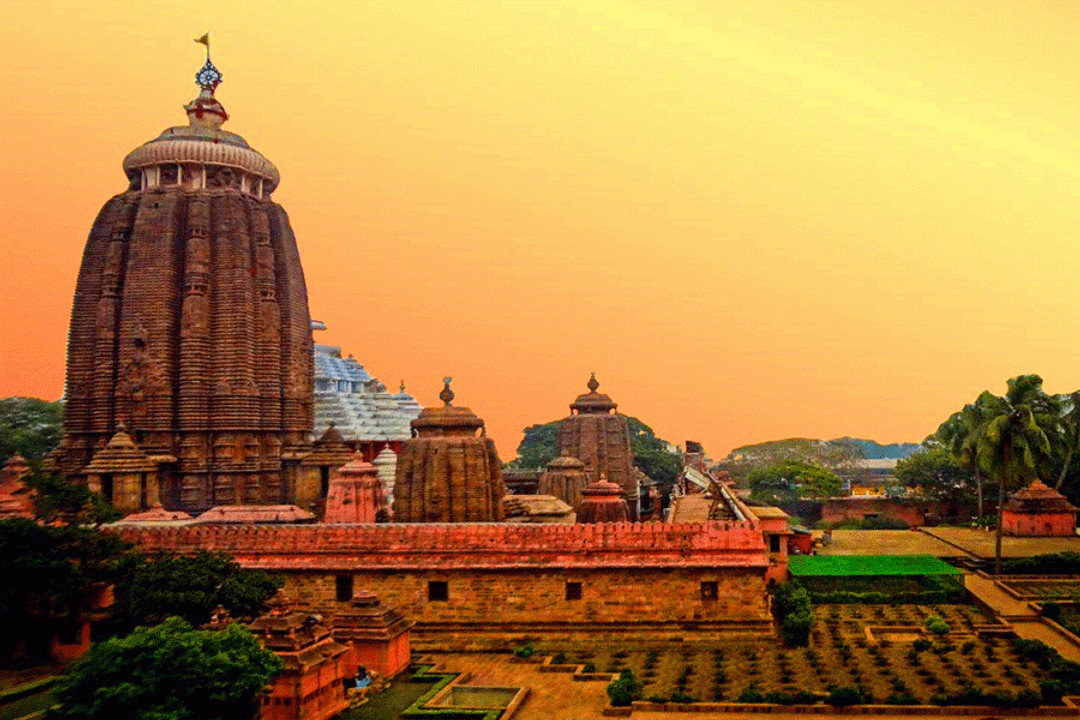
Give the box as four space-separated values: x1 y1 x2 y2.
193 33 222 92
587 372 599 394
185 34 229 128
439 377 454 407
400 381 406 393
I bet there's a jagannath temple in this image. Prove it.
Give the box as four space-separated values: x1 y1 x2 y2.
52 45 314 513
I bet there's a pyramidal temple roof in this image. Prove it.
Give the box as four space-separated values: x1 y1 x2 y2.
1003 480 1078 514
313 344 421 442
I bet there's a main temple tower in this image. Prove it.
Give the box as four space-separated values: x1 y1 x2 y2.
54 47 314 512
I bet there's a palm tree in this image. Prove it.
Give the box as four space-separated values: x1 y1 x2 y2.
1053 392 1080 490
934 398 994 519
975 375 1064 575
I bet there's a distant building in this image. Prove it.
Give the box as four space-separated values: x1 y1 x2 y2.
840 459 899 497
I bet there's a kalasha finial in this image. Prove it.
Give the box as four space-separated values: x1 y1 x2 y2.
587 372 599 394
400 381 406 393
439 377 454 407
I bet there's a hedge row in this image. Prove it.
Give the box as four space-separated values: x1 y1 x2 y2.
808 589 962 605
1002 552 1080 576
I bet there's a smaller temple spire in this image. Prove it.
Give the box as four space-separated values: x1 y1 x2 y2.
439 377 454 407
587 372 599 393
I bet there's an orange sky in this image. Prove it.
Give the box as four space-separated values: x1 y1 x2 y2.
2 1 1080 459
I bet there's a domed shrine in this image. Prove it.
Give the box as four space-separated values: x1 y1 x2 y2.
576 474 631 523
557 374 640 519
1002 480 1078 537
538 450 587 508
393 379 505 522
54 49 314 513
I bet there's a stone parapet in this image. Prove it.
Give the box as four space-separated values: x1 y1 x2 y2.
114 520 768 570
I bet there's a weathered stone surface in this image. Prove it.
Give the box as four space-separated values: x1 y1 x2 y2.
502 494 574 523
557 374 639 518
0 454 35 520
113 521 771 645
538 451 586 508
250 590 350 720
56 68 313 513
324 456 386 524
393 381 505 522
576 475 630 523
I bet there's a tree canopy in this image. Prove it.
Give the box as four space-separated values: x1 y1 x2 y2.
0 397 63 462
747 460 842 504
512 420 564 469
0 519 131 662
25 470 120 526
929 374 1075 573
106 550 282 637
54 616 281 720
893 448 972 501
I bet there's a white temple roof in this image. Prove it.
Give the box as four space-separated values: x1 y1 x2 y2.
313 345 420 442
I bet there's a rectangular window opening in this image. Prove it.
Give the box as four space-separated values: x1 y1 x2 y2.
701 581 719 601
769 534 781 552
428 580 449 602
565 581 582 601
335 574 354 602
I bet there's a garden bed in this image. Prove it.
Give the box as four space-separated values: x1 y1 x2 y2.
544 604 1057 707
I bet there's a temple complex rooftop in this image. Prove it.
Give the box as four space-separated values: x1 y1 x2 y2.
313 344 421 442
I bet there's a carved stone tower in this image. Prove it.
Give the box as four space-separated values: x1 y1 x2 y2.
55 47 313 513
393 379 505 522
557 374 640 519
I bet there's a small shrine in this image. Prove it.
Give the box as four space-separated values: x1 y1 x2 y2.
538 450 587 508
1002 480 1077 537
332 590 413 678
576 474 630 523
249 590 350 720
81 425 159 515
300 424 353 510
324 455 386 523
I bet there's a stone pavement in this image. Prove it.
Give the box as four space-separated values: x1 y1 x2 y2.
427 653 610 720
964 571 1080 663
816 529 967 557
922 527 1080 559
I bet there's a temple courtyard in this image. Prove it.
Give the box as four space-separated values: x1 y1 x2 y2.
818 528 1080 559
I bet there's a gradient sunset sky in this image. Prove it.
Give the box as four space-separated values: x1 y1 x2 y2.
2 1 1079 458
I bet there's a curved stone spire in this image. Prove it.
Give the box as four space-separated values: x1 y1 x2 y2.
558 375 638 519
393 383 504 522
57 45 313 513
